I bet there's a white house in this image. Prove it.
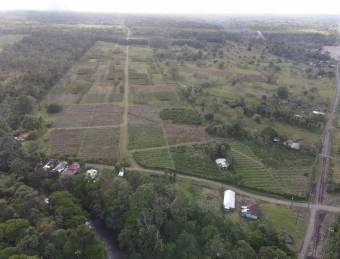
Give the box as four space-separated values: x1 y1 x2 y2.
223 190 235 210
215 158 230 169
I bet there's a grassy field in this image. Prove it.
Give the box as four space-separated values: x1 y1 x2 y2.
170 144 222 179
132 141 312 198
78 128 120 164
231 141 312 198
259 203 307 249
128 123 166 150
133 148 174 170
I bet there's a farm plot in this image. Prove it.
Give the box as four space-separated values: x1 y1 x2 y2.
55 104 123 128
81 64 113 103
170 145 221 179
49 129 84 157
162 122 209 145
179 65 265 82
230 141 310 198
133 148 174 170
129 46 152 62
128 105 161 124
128 123 166 150
55 105 94 128
81 44 125 103
91 104 123 126
78 128 120 164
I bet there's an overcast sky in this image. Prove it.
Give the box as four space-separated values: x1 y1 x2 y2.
1 0 340 14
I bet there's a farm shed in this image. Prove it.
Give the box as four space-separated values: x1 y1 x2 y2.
223 190 235 210
86 169 98 179
283 140 301 150
52 161 68 173
241 201 258 220
215 158 230 169
312 111 325 116
118 168 125 177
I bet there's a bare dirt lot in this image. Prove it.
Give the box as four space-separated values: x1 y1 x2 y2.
128 105 161 125
49 129 84 156
49 128 120 164
162 122 209 145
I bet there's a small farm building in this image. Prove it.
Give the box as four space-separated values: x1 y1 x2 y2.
223 190 235 210
312 111 325 116
215 158 230 169
283 140 301 150
86 169 98 179
52 161 68 173
118 168 125 177
241 201 258 220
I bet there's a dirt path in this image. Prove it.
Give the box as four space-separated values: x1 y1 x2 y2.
119 26 130 159
129 139 217 153
299 56 340 258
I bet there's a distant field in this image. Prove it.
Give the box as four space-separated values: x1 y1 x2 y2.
44 41 125 105
0 34 25 52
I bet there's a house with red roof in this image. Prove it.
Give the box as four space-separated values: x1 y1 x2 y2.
62 162 80 176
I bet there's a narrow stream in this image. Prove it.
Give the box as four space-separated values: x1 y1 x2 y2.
91 219 128 259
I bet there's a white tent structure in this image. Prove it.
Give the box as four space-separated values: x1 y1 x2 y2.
223 190 235 210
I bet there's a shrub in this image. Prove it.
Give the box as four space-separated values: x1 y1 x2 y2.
160 108 202 124
47 104 62 114
277 86 288 99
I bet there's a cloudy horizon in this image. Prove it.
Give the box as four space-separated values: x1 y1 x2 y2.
1 0 340 15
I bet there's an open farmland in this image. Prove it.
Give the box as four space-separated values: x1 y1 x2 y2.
230 141 312 198
78 128 120 164
49 128 84 157
128 123 166 150
49 128 119 164
170 144 222 180
55 104 123 128
162 122 209 144
34 15 332 203
44 41 125 105
133 148 174 170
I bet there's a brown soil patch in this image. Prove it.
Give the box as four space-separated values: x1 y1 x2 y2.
163 122 208 145
49 129 84 156
128 105 161 125
56 104 123 128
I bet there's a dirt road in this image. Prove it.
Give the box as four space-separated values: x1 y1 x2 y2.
119 26 130 159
